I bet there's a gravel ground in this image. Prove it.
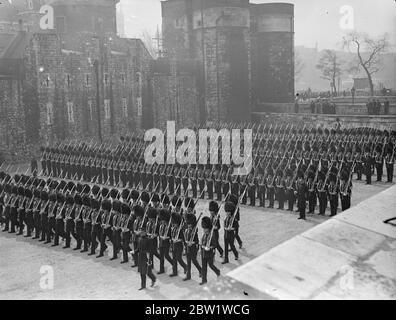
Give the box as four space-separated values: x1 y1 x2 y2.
0 179 393 300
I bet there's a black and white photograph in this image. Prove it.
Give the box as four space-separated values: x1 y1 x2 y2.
0 0 395 304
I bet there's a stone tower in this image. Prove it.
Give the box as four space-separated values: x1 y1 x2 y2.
161 0 251 123
250 3 294 105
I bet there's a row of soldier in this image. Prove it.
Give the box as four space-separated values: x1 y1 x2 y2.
36 123 395 217
0 172 245 289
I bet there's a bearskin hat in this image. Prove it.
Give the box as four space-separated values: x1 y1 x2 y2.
224 201 236 213
49 192 57 202
121 189 130 200
152 193 160 203
318 171 325 181
159 209 170 222
58 180 67 190
340 170 349 181
161 194 170 205
66 194 74 205
76 183 84 193
201 216 212 229
110 188 119 199
91 198 100 210
100 187 109 198
184 197 194 209
112 200 122 212
141 191 150 204
82 194 91 206
74 194 82 205
329 173 337 183
41 190 49 201
130 190 139 201
186 213 196 225
330 166 338 175
66 181 75 192
121 203 131 215
134 205 144 218
297 170 304 179
33 189 41 198
101 199 111 211
171 213 182 224
59 192 68 204
25 188 33 198
91 185 100 197
209 200 219 213
17 185 25 196
307 171 315 180
147 207 158 219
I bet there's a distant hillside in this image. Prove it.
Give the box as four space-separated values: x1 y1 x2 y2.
295 46 396 93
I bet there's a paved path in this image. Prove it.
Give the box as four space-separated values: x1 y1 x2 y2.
229 185 396 300
0 180 392 300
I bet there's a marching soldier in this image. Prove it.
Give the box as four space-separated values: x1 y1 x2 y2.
190 166 198 198
375 146 384 182
72 193 83 250
137 227 157 290
222 201 239 264
183 213 202 281
32 188 42 239
285 169 295 211
295 171 308 220
316 171 328 215
45 192 58 243
307 170 317 214
169 213 187 277
146 207 160 268
385 147 394 183
89 197 102 255
209 201 223 257
339 170 352 211
63 194 76 249
53 193 66 247
119 202 132 263
355 147 363 180
110 200 122 260
327 172 339 217
158 209 173 274
200 216 221 286
197 165 205 199
257 168 266 207
275 170 285 210
364 147 373 185
205 166 214 200
266 169 275 208
97 197 114 258
131 205 144 267
81 194 93 253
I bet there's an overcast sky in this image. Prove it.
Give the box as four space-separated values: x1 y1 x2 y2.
119 0 396 51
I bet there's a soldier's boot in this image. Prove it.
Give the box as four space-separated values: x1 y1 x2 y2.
81 241 89 253
17 223 24 235
73 239 82 250
9 220 16 233
110 247 118 261
25 226 32 237
39 231 46 241
89 242 97 256
96 243 107 258
121 250 128 264
52 234 59 246
63 237 71 249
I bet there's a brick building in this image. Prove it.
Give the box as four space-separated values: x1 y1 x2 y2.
0 0 152 161
0 0 294 159
154 0 295 129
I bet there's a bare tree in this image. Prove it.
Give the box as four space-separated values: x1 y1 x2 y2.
316 50 343 96
295 51 304 81
343 32 389 96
